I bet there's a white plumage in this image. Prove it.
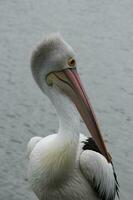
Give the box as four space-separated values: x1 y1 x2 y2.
27 33 119 200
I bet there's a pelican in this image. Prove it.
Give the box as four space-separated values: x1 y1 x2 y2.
27 33 119 200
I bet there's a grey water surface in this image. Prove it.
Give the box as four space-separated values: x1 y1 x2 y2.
0 1 133 199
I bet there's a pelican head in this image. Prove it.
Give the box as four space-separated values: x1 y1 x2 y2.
31 33 111 162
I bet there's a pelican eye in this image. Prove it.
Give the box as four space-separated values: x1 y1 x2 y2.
68 58 76 67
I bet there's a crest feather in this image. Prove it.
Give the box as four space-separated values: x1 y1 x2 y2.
31 33 64 70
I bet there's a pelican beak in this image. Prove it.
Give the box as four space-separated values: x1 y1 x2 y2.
47 68 112 163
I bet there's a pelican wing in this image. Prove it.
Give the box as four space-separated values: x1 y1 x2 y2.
27 137 42 159
79 139 119 200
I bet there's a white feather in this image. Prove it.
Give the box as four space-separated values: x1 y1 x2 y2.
80 150 116 199
27 137 42 159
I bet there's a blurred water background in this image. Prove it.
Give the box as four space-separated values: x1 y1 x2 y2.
0 1 133 199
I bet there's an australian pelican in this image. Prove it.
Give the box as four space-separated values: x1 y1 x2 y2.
27 33 119 200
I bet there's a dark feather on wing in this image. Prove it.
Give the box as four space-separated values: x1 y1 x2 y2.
82 137 120 200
